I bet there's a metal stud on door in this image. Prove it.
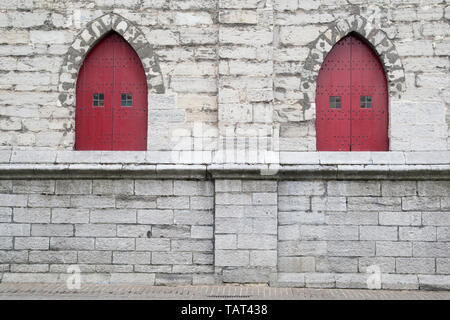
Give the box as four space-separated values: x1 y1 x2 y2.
75 32 148 151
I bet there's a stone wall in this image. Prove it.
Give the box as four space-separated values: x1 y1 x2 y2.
0 150 449 290
0 0 220 151
1 174 449 289
0 178 215 285
275 180 450 290
214 180 278 283
0 0 449 290
0 0 448 152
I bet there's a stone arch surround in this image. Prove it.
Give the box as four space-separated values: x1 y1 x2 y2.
58 13 165 117
299 15 406 110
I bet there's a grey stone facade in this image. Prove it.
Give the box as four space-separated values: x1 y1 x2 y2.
0 0 448 151
0 1 449 290
0 152 449 290
0 176 215 285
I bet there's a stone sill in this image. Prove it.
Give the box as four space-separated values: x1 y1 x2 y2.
0 163 449 180
0 150 448 180
0 150 449 165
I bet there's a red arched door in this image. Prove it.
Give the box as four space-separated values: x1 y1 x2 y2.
316 34 388 151
75 32 148 150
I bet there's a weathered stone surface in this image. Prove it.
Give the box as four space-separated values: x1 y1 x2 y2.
135 180 173 196
328 181 380 196
137 209 173 224
327 241 375 257
419 275 450 291
279 256 316 272
51 209 89 224
360 226 398 241
13 208 50 223
382 274 419 290
396 258 435 274
90 209 136 224
113 252 151 265
279 181 325 196
95 238 135 251
55 180 91 195
215 250 249 267
377 241 412 257
152 252 192 265
0 0 448 290
75 224 116 237
379 212 421 226
223 267 271 283
78 251 112 264
50 237 94 251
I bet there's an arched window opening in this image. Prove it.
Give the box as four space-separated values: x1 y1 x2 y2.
75 31 148 151
316 33 389 151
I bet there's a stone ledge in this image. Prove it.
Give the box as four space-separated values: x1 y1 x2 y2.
0 164 207 179
0 150 448 180
0 150 449 166
0 163 448 180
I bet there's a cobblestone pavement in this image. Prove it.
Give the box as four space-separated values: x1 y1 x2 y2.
0 283 449 300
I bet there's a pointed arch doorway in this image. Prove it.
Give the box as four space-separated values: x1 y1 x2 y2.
316 33 389 151
75 31 148 151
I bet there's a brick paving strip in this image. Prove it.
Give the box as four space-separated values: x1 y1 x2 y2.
0 283 449 300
